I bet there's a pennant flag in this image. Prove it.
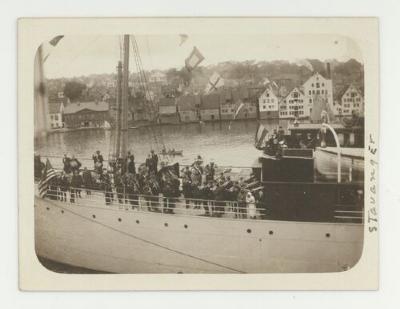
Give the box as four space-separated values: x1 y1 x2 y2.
38 159 57 198
49 35 64 47
254 122 268 149
185 46 205 72
179 34 188 46
204 72 224 94
228 102 245 130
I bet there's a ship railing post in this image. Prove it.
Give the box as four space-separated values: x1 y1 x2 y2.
349 159 353 182
322 123 341 183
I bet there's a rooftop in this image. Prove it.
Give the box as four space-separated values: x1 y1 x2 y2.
200 93 220 110
63 101 109 114
177 95 200 111
48 102 63 114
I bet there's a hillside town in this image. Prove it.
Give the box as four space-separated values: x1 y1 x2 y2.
45 59 364 130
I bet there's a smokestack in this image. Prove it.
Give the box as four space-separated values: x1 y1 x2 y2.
326 62 331 79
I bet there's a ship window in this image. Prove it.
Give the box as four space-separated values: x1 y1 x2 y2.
136 220 140 224
92 214 96 219
184 224 188 229
118 218 122 222
61 210 64 214
247 229 252 233
325 233 331 238
164 223 168 227
269 230 274 235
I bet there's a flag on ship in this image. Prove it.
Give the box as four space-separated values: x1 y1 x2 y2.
185 46 205 72
179 34 188 46
204 72 224 94
44 35 65 62
49 35 64 46
228 102 245 130
254 122 268 149
38 159 57 198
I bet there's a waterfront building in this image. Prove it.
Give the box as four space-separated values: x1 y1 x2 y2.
177 95 200 123
47 92 69 129
336 84 364 117
63 101 110 129
200 92 221 121
231 88 257 120
149 71 167 85
219 89 236 120
158 97 179 124
279 87 307 119
258 85 280 119
301 70 334 118
48 102 65 129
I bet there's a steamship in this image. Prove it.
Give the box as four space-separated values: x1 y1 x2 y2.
34 35 364 274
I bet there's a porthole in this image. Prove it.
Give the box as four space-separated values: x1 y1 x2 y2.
46 207 50 211
164 223 168 227
247 229 252 234
92 214 96 219
118 218 122 222
61 210 64 214
136 220 140 224
326 233 331 238
269 230 274 235
184 224 188 229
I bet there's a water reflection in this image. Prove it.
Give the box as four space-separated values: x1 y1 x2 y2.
35 119 289 168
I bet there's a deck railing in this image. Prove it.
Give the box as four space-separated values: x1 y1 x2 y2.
41 186 266 220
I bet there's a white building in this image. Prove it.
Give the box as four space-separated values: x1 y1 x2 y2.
48 102 65 129
337 84 364 116
279 87 308 119
149 71 167 84
258 86 280 119
302 72 334 117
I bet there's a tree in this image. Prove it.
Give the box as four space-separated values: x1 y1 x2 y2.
63 81 87 102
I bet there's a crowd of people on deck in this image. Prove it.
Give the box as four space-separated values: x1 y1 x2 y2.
35 150 263 219
263 126 288 157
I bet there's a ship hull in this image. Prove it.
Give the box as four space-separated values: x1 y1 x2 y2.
35 196 363 274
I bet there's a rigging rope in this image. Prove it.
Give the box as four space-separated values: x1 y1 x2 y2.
132 36 175 163
130 35 174 162
130 37 161 152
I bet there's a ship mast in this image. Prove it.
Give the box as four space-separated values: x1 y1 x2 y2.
113 61 123 158
120 34 130 158
113 34 130 160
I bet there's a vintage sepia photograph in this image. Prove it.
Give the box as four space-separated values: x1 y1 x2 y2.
18 17 379 289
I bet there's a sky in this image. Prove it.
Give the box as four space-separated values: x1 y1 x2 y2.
42 34 363 79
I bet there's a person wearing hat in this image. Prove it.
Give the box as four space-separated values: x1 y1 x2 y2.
62 153 72 174
92 150 104 173
246 191 256 219
205 161 216 182
150 149 158 174
100 170 113 206
69 155 82 173
126 151 136 175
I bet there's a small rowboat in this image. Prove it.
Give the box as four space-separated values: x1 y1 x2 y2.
160 149 183 156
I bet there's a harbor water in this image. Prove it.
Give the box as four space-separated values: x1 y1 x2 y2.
35 119 291 169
